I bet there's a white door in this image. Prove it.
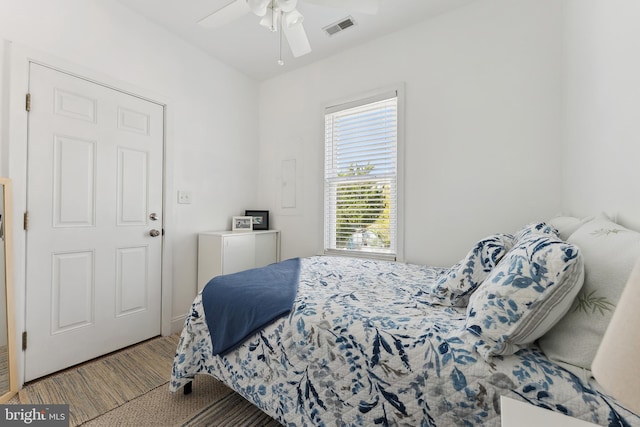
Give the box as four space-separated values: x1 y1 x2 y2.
24 63 164 381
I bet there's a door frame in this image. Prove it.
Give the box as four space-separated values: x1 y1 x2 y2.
5 41 176 388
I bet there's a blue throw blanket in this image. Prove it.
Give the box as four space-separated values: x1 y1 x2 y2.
202 258 301 355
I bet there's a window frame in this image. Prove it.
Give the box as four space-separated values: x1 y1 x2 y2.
323 84 405 262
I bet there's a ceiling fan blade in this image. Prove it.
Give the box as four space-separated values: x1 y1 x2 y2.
197 0 251 29
305 0 379 15
283 21 311 58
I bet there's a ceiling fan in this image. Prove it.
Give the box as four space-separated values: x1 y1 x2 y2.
198 0 379 60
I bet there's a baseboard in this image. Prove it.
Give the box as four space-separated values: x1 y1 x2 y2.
171 314 188 335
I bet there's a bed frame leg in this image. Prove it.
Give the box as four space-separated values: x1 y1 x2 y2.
184 381 193 395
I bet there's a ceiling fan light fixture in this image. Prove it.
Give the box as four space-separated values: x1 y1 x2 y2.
276 0 298 13
259 9 279 32
247 0 270 17
283 9 304 28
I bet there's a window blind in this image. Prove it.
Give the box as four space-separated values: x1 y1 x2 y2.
324 92 398 259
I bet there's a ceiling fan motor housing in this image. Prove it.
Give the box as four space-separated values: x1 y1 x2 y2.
248 0 298 16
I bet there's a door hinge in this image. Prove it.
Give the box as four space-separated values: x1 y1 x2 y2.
22 331 27 351
23 211 29 231
25 93 31 112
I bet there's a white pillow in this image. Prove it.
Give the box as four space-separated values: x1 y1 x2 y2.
548 215 594 241
538 217 640 373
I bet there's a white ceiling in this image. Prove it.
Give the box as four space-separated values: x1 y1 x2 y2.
116 0 476 81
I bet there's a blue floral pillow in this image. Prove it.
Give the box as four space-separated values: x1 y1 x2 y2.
431 233 515 306
513 222 558 242
465 234 584 360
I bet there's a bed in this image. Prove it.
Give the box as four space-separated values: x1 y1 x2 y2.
170 218 640 426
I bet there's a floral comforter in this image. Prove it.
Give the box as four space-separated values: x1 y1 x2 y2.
170 256 639 426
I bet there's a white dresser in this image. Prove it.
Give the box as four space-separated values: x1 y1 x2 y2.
197 230 281 292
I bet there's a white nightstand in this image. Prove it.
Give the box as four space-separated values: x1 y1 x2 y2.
501 396 598 427
197 230 281 292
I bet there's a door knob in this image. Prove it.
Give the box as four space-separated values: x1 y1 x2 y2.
149 213 158 221
149 229 161 237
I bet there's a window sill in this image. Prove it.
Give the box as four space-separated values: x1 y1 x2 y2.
323 249 396 262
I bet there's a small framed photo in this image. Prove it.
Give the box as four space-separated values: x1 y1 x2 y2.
232 216 253 231
245 210 269 231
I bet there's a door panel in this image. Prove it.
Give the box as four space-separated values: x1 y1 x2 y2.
53 135 96 227
25 63 164 381
118 106 150 134
117 148 148 225
116 246 149 316
51 251 94 333
54 88 97 123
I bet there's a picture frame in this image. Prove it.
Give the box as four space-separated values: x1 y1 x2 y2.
245 210 269 231
232 216 253 231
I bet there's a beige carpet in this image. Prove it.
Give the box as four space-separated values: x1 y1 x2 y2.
19 335 179 425
84 374 280 427
0 345 8 393
13 335 281 426
181 388 280 427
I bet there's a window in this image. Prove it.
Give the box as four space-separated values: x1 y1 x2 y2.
324 88 402 260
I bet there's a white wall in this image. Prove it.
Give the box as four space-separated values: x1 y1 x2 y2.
0 0 260 345
257 0 565 267
2 0 635 386
562 0 640 231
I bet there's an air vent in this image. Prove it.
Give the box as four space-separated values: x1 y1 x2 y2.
323 16 356 36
